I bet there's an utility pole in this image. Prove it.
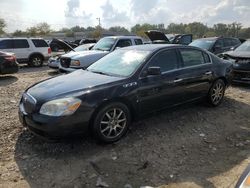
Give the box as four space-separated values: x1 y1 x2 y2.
96 17 101 27
96 17 101 38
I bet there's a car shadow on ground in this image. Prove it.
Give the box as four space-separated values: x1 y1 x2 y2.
18 64 50 74
232 83 250 91
47 70 61 76
0 75 18 86
14 97 250 188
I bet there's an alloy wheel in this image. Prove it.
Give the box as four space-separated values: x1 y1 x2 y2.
32 57 42 66
211 82 224 105
100 108 127 139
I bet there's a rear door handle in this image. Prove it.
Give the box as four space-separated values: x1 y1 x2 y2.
173 78 183 83
204 71 212 75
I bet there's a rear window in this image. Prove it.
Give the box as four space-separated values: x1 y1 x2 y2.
32 39 48 47
0 40 12 49
13 39 29 48
134 39 143 45
203 53 211 63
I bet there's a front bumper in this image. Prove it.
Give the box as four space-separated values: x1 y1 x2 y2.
232 69 250 84
19 102 91 138
48 59 59 69
58 65 77 73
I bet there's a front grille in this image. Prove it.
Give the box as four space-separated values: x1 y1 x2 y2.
233 70 250 80
21 93 37 113
60 57 71 68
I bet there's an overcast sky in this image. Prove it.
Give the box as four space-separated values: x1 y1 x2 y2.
0 0 250 32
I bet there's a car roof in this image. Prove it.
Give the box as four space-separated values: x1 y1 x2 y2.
102 36 142 40
119 44 195 52
0 37 44 40
195 36 240 41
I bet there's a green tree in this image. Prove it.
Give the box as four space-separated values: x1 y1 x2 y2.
167 23 186 34
26 26 38 36
36 22 51 35
12 30 26 37
108 26 129 34
0 18 6 35
185 22 208 38
213 23 228 37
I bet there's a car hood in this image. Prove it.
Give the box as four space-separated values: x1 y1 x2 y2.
27 70 124 102
61 50 109 59
145 30 170 43
50 38 75 52
224 51 250 59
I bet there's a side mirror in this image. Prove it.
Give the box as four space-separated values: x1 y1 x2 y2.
115 47 121 50
147 66 161 76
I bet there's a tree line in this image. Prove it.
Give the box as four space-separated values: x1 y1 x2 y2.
0 17 250 39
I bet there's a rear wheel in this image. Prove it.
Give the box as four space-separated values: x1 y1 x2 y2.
29 55 43 67
92 102 131 143
207 79 225 106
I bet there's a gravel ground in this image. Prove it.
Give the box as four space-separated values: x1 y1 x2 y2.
0 66 250 188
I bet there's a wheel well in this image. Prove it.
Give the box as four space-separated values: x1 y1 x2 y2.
88 98 136 129
29 53 44 61
217 77 228 87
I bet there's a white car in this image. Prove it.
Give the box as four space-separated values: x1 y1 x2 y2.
59 36 143 73
0 38 51 67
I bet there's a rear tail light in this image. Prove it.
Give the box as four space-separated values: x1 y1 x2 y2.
4 55 16 61
48 47 51 54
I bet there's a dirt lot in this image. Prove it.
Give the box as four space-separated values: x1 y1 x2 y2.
0 66 250 188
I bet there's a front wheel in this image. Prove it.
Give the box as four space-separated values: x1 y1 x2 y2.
207 79 226 106
92 102 131 143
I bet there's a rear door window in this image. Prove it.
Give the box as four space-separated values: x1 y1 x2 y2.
215 39 223 48
32 39 48 47
180 49 205 67
150 49 178 72
134 39 143 45
13 39 29 48
223 38 232 47
0 40 13 49
115 39 132 48
203 52 211 63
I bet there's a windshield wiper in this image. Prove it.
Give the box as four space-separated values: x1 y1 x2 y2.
90 70 109 75
93 48 106 51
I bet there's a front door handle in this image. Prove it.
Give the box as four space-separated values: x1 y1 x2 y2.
204 71 212 75
173 78 183 83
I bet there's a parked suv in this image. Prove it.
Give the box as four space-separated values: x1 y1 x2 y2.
0 38 51 67
189 37 241 55
59 36 143 72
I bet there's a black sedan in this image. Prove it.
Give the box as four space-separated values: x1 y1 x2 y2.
19 45 233 143
220 40 250 84
0 51 19 74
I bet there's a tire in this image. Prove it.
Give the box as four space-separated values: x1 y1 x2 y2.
29 55 43 67
207 79 226 106
92 102 131 143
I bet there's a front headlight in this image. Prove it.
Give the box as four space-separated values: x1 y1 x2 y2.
70 60 81 66
39 98 81 116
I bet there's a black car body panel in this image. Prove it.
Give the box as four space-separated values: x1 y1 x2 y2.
0 51 19 74
19 44 233 138
189 37 242 55
49 38 75 52
145 30 192 45
220 41 250 84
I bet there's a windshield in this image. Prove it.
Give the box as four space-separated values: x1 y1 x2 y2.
87 49 150 77
189 39 215 50
74 44 92 52
235 41 250 52
92 38 116 51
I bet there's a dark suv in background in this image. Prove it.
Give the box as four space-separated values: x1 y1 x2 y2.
189 37 241 55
